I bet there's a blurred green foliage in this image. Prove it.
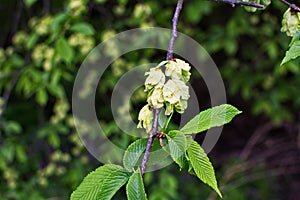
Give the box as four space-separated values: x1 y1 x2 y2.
0 0 299 199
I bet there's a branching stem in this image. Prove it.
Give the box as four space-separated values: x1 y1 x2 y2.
211 0 264 8
141 0 183 178
280 0 300 12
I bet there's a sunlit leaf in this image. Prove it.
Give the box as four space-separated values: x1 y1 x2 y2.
123 139 148 171
71 164 131 200
187 141 222 197
180 104 241 134
166 131 187 169
281 40 300 65
126 168 147 200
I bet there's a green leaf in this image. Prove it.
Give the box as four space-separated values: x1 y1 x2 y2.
281 40 300 65
51 13 67 32
26 33 39 49
48 133 60 148
71 164 131 200
16 145 27 163
36 89 48 106
123 139 148 171
70 23 95 35
163 111 173 131
126 168 147 200
47 84 65 97
24 0 38 7
166 131 187 169
180 104 241 134
56 37 74 64
290 30 300 46
158 110 167 129
187 141 222 197
5 121 22 134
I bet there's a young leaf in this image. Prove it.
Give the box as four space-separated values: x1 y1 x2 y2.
71 164 131 200
126 168 147 200
180 104 241 135
70 23 95 35
281 40 300 65
166 131 187 169
187 141 222 197
123 139 148 171
56 37 74 64
158 110 167 129
158 108 173 131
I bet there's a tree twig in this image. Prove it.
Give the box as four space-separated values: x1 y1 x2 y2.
140 109 160 177
240 122 274 160
280 0 300 12
166 0 183 61
141 0 183 177
211 0 265 8
0 69 22 120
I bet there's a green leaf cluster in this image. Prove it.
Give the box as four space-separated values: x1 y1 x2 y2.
71 104 241 199
71 165 147 200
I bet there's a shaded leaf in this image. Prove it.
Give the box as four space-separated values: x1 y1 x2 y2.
180 104 241 134
56 37 74 64
187 141 222 197
36 89 48 106
24 0 38 7
123 139 148 171
158 110 167 129
70 23 95 35
71 164 131 200
166 131 187 169
126 168 147 200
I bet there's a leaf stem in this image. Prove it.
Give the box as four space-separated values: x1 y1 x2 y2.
211 0 264 8
141 0 183 177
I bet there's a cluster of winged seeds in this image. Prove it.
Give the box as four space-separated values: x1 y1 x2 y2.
137 58 191 132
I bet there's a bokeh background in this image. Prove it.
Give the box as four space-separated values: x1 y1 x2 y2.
0 0 300 199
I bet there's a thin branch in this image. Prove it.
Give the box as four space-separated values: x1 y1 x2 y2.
43 0 50 14
222 166 300 192
211 0 265 8
141 0 183 177
240 122 274 160
140 109 160 177
11 0 23 37
280 0 300 12
0 69 21 139
0 69 22 120
166 0 183 60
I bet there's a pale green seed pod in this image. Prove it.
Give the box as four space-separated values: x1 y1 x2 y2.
145 67 165 91
137 105 154 133
281 8 300 37
147 87 164 109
